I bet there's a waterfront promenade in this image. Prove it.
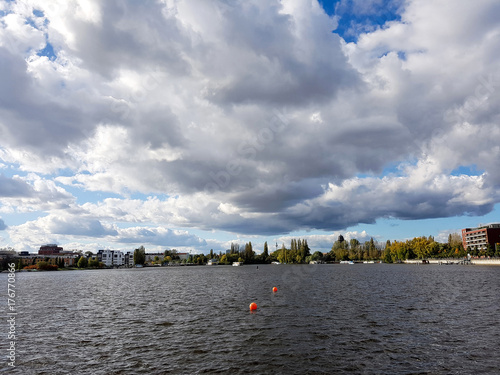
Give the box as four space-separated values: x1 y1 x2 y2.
405 258 500 265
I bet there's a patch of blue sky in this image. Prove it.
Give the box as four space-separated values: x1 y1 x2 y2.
59 184 123 205
54 168 77 178
319 0 402 43
192 229 243 243
1 211 48 227
0 163 27 178
356 159 417 179
25 17 37 28
114 222 155 229
32 9 44 18
37 41 57 61
129 192 170 201
25 10 45 30
349 203 500 243
450 165 484 177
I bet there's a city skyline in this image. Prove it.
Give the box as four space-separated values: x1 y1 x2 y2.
1 0 500 254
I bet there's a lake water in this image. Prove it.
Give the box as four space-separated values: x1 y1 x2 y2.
2 264 500 374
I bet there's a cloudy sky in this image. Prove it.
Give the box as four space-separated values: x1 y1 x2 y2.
1 0 499 254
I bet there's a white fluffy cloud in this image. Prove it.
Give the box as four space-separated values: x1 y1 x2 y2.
1 0 500 251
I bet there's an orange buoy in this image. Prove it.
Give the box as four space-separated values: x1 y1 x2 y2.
272 287 278 293
249 302 258 311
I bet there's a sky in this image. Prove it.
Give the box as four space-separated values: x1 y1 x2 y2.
1 0 500 254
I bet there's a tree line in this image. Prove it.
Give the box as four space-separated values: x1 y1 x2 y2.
4 231 495 271
325 233 470 263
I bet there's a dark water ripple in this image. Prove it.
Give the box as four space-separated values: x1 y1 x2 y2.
1 264 500 374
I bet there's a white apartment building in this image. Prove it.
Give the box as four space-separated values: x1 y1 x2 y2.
97 250 125 267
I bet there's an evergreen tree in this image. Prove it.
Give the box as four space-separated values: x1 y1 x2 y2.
244 242 254 262
263 241 269 258
298 239 310 262
486 244 494 257
134 246 146 265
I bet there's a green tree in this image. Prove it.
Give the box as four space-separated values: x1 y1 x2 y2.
37 261 58 271
311 251 323 261
219 254 228 264
383 240 392 263
412 237 429 259
263 242 269 259
299 239 310 262
88 258 103 268
426 241 440 258
134 246 146 265
331 237 348 261
77 257 88 268
486 244 494 257
230 243 239 254
244 242 254 262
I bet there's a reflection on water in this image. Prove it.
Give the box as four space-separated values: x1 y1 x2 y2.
3 264 500 374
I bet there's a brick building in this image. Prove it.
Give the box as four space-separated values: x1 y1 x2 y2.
39 244 63 255
462 224 500 252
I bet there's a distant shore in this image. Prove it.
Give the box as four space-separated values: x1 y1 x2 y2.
5 258 500 272
404 258 500 266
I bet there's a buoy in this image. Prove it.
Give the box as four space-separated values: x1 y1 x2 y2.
249 302 258 311
272 287 278 293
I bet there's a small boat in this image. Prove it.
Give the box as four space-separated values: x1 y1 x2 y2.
340 260 354 264
232 262 242 266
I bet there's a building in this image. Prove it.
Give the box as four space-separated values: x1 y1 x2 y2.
17 252 78 267
124 252 134 267
145 252 164 264
97 250 125 267
177 252 189 261
0 249 17 264
39 244 63 255
462 224 500 252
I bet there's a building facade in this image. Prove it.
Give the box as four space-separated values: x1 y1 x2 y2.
124 252 134 267
39 244 63 255
462 224 500 252
97 250 126 267
17 253 78 267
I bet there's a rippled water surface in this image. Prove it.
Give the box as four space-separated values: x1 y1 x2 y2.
2 264 500 374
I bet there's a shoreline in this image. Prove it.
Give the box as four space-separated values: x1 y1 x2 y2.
404 258 500 266
5 258 500 272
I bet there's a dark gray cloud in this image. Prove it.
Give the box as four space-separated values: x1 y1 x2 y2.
0 175 34 198
65 1 192 79
0 47 95 159
116 227 207 247
47 216 118 237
